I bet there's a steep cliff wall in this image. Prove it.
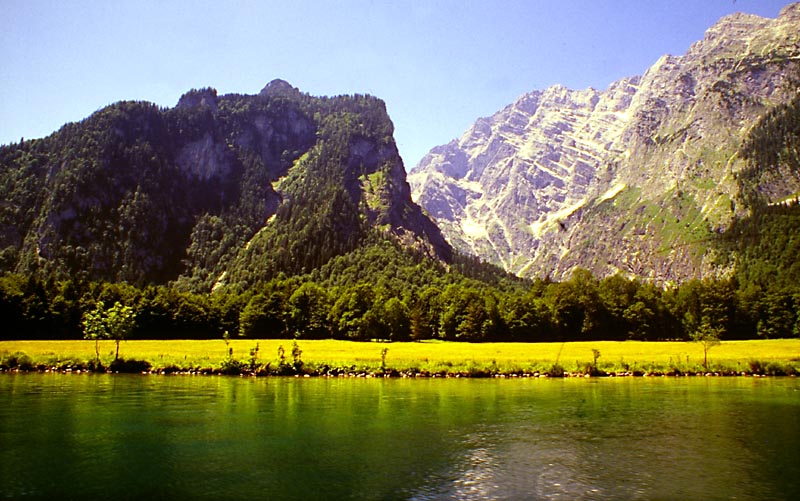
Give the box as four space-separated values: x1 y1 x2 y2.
410 4 800 283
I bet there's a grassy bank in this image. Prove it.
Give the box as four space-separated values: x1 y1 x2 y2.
2 339 800 377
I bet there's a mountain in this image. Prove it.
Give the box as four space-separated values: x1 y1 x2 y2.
409 4 800 284
0 80 451 290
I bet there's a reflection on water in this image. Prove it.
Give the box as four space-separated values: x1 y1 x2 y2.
1 375 798 500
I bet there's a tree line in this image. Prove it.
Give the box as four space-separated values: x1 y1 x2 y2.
2 259 797 343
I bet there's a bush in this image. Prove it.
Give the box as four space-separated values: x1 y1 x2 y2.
86 359 106 372
0 352 34 371
748 359 794 376
764 362 788 376
109 358 151 373
748 359 766 374
579 361 605 376
547 363 565 377
218 357 245 375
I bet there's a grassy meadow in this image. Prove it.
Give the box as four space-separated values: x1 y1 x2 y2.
2 339 799 376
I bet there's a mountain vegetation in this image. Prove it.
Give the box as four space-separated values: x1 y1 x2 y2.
2 245 799 344
0 80 449 290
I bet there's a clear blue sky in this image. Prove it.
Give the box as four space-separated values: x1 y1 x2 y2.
0 0 792 169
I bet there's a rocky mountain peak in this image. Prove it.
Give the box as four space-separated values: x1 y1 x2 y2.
703 11 769 40
259 79 301 98
688 3 800 62
409 5 800 284
780 2 800 19
176 87 219 110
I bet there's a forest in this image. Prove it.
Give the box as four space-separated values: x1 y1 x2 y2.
1 232 798 344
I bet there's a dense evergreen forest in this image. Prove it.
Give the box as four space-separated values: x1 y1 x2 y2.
2 234 799 343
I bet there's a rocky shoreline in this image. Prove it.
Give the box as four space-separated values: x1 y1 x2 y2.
1 365 794 378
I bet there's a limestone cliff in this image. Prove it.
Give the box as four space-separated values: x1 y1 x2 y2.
409 4 800 283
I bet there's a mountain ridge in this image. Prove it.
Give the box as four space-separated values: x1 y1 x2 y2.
409 3 800 283
0 81 451 290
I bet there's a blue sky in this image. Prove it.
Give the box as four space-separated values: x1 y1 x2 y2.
0 0 792 169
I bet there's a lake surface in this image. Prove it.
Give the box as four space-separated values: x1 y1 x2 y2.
1 374 798 500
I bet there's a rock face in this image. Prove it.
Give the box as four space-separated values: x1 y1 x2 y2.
0 80 450 289
409 4 800 283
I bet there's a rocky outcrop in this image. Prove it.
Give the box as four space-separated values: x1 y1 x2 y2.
177 88 219 111
410 4 800 283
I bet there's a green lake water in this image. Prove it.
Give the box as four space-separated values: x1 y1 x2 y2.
1 374 798 500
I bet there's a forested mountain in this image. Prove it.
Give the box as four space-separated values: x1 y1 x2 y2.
0 80 450 290
409 3 800 285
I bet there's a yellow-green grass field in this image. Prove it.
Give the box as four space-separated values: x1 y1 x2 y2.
2 339 799 375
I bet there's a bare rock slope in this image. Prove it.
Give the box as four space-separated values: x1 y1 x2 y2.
409 4 800 283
